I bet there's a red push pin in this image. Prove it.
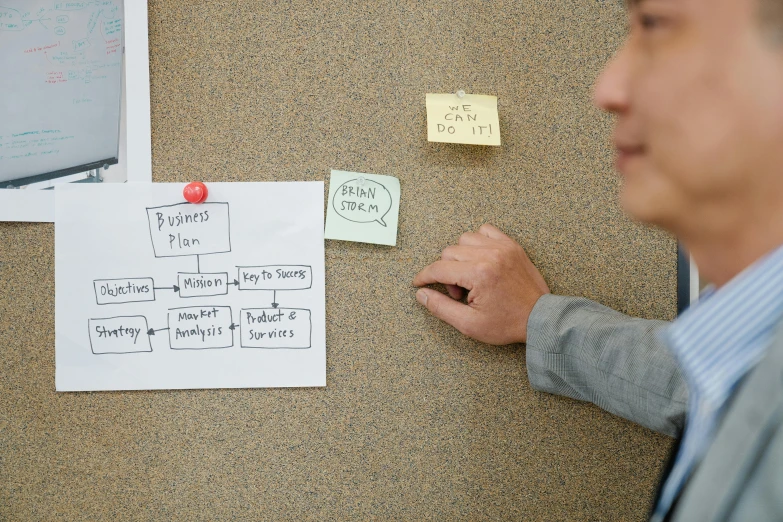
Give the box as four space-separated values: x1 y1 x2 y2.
183 181 208 204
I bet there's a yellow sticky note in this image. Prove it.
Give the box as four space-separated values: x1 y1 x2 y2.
426 93 501 146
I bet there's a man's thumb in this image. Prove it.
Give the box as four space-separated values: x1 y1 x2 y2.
416 288 473 335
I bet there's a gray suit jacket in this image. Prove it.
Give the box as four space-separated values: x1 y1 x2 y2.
526 294 783 521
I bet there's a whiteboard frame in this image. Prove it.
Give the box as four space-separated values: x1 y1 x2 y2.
0 1 152 222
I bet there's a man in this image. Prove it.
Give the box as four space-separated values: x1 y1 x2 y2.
413 0 783 520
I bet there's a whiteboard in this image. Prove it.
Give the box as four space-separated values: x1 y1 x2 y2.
0 0 124 184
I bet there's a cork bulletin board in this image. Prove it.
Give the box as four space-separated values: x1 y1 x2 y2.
0 1 678 520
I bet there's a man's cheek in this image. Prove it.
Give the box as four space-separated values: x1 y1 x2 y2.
668 107 739 194
619 161 680 225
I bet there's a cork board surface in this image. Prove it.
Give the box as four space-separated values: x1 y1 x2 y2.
0 1 678 520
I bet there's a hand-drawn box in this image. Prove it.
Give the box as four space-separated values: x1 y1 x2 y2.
93 277 155 305
88 316 152 354
167 305 234 350
237 265 312 291
239 308 311 349
146 202 231 258
177 272 229 298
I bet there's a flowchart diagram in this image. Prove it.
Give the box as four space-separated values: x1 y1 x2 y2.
88 201 314 355
56 182 326 391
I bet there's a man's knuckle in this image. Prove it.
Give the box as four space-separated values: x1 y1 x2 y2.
476 262 493 279
511 243 527 256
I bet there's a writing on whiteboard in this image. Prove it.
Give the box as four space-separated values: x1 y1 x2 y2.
0 0 125 183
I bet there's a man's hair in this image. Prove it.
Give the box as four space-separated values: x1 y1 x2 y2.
625 0 783 44
760 0 783 44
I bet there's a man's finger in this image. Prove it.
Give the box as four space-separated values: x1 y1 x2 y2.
413 260 475 289
458 232 492 247
441 244 487 262
478 223 512 241
445 284 465 300
416 288 475 336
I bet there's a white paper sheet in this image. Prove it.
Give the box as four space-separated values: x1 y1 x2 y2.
55 182 326 391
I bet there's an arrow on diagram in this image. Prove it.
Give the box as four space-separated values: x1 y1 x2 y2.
229 323 238 331
271 291 279 308
147 327 169 336
154 285 180 292
229 279 239 287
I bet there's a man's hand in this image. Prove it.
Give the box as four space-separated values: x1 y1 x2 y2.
413 224 550 345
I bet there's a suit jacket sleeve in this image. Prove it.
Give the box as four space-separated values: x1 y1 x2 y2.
526 294 688 437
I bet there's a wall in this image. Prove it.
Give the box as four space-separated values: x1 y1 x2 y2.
0 1 677 520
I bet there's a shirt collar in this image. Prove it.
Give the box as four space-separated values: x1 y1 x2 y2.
667 243 783 410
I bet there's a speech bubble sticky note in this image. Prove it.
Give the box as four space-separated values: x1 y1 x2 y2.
426 93 501 146
325 170 401 246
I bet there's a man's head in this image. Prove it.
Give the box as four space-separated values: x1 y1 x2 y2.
594 0 783 281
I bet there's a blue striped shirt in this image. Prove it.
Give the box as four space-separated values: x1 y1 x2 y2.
652 243 783 520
